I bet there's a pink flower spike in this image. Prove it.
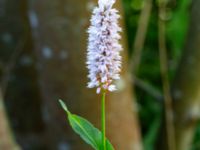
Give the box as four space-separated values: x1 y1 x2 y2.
87 0 122 94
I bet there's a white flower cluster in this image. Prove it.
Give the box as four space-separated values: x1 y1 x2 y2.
87 0 122 94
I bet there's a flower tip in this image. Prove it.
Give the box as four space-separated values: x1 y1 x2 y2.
98 0 116 8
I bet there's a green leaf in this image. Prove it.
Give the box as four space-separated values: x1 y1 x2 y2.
59 100 115 150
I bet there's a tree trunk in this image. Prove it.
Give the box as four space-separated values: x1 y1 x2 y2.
172 0 200 149
0 0 45 149
29 0 142 150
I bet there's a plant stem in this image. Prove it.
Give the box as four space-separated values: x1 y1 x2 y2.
158 1 176 150
129 0 152 74
102 92 106 150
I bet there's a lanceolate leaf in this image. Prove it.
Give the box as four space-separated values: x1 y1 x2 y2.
59 100 114 150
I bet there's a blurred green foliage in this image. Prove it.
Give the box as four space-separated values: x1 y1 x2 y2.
122 0 194 149
192 123 200 150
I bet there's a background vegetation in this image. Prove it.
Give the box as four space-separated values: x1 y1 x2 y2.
0 0 200 150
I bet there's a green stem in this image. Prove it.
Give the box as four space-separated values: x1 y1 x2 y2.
102 92 106 150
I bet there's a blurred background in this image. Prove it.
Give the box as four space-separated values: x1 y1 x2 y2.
0 0 200 150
